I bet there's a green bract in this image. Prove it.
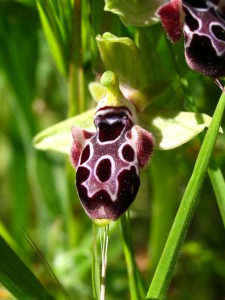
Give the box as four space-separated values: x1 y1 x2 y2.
96 32 172 110
96 33 140 89
104 0 165 26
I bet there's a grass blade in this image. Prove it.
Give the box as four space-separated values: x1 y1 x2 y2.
146 90 225 299
0 236 55 300
36 0 68 76
120 213 146 300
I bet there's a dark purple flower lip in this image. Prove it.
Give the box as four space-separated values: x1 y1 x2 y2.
158 0 225 78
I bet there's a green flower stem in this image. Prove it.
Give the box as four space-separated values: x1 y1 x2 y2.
146 90 225 300
120 213 146 300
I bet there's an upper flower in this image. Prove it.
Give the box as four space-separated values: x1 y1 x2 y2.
157 0 225 78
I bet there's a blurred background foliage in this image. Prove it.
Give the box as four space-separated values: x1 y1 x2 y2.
0 0 225 299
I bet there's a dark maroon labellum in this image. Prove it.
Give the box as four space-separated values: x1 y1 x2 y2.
157 0 225 78
71 106 154 222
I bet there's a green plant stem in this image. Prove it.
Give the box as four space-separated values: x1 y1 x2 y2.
146 90 225 300
120 213 146 300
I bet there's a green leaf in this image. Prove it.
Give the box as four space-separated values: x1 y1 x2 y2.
0 1 39 133
0 223 19 254
33 109 95 154
0 235 55 300
140 110 223 150
104 0 163 26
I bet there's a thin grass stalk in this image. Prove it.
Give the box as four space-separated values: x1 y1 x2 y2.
36 0 67 76
68 0 85 117
120 213 146 300
66 0 86 247
20 226 71 300
146 90 225 299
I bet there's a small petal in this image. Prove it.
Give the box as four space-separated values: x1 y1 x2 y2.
183 0 225 78
71 126 94 168
157 0 182 42
130 125 155 168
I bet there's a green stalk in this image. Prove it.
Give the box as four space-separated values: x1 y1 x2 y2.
146 90 225 299
120 213 146 300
